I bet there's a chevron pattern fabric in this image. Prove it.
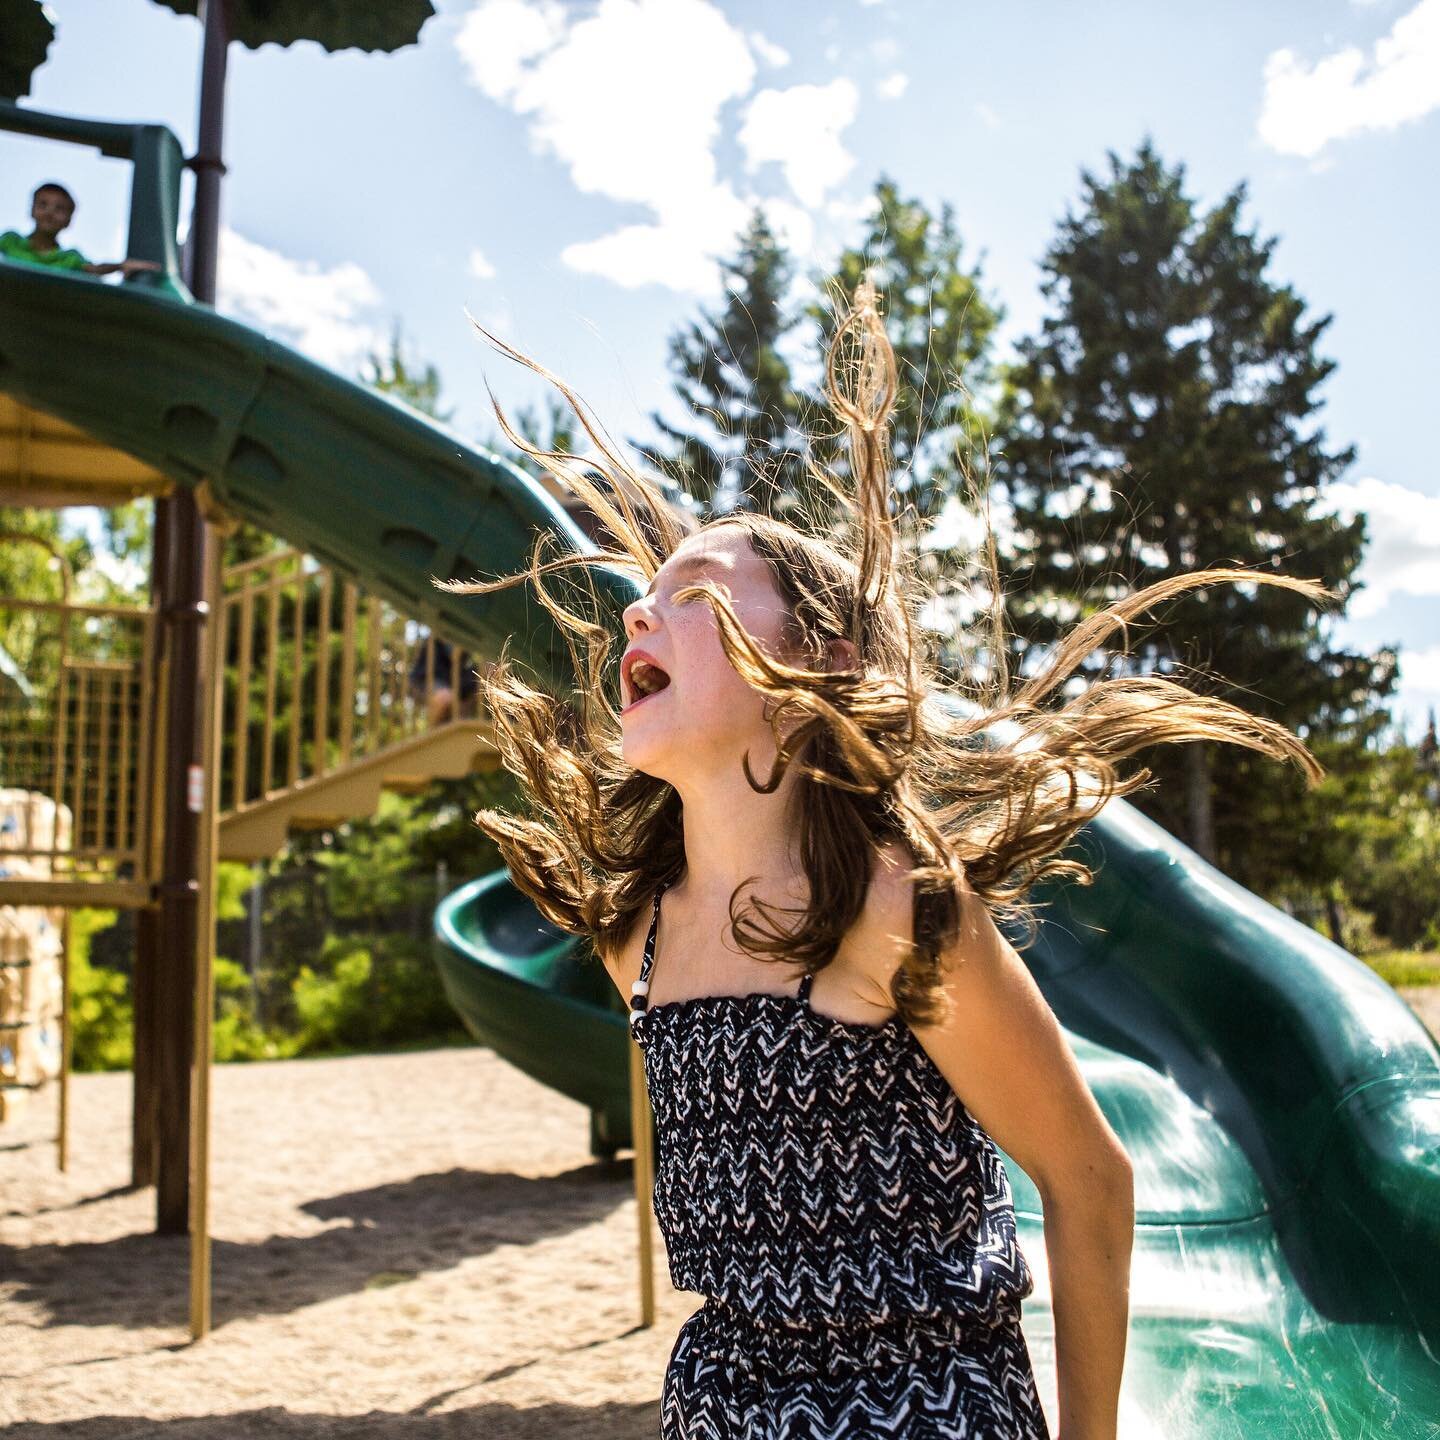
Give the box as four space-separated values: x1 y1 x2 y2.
631 883 1051 1438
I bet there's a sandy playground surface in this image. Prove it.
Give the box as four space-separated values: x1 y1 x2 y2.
5 992 1439 1437
2 1045 699 1437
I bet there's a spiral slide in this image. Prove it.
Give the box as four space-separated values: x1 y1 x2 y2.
4 110 1438 1439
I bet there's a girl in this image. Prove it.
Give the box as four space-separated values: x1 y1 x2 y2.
440 283 1327 1439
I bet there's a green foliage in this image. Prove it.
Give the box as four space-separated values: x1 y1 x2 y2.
212 956 298 1062
813 176 1003 547
992 138 1398 893
1364 949 1440 989
291 934 463 1055
362 320 454 423
1330 741 1440 949
488 395 580 479
67 907 132 1072
639 208 810 518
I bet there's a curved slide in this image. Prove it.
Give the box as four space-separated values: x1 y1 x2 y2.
4 102 1438 1438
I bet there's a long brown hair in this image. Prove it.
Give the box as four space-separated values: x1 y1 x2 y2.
438 282 1329 1026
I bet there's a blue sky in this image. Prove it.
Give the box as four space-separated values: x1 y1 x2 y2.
6 0 1438 736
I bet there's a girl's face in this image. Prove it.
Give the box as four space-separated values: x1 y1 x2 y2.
619 526 796 785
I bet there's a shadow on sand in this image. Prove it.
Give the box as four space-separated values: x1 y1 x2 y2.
3 1159 633 1333
4 1392 660 1439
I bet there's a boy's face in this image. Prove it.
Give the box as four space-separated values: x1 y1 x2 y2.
31 189 74 236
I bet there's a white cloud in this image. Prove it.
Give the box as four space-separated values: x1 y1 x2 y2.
217 227 384 372
455 0 759 291
561 185 751 291
877 71 909 100
453 0 566 99
1401 645 1440 695
1316 475 1440 619
974 101 1001 130
738 79 859 207
755 196 815 257
870 36 900 63
1393 643 1440 740
1257 0 1440 158
749 30 790 68
825 190 881 226
468 247 497 280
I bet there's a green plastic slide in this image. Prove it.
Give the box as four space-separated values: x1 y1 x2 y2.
3 99 1437 1438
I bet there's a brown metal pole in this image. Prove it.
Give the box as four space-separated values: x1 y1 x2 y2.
629 1034 656 1328
188 0 229 307
132 495 170 1190
58 910 71 1173
190 520 225 1340
153 0 229 1236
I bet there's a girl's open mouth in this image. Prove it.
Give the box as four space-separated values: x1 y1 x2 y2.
622 655 672 715
621 686 668 716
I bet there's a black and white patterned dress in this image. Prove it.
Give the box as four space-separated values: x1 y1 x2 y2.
628 880 1052 1439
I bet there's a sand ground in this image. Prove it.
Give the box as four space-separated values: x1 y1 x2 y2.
1 1046 699 1437
5 995 1438 1437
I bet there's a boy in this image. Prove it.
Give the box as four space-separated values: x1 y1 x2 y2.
1 181 160 278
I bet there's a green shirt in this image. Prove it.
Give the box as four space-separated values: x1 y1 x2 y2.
0 230 90 271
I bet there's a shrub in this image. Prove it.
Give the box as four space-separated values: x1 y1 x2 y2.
66 908 131 1072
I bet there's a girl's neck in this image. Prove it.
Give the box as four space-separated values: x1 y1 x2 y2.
674 772 806 907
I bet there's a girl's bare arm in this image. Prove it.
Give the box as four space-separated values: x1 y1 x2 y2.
871 864 1135 1440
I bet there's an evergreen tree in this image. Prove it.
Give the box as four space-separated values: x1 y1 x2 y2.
362 320 454 424
491 395 579 481
992 139 1396 888
640 208 809 518
814 177 1003 550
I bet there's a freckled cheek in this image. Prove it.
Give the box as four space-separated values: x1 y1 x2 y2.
674 622 770 714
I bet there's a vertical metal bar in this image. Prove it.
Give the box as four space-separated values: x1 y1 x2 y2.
158 0 227 1254
57 911 71 1174
314 569 332 778
50 611 71 876
339 582 357 764
96 667 114 854
234 580 254 807
70 667 88 859
288 561 303 789
629 1035 656 1327
189 510 226 1344
116 662 134 862
135 608 158 872
424 631 436 728
366 597 383 754
132 555 166 1191
261 572 280 796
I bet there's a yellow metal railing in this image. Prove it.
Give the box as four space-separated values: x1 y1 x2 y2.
0 540 487 884
0 533 157 881
216 546 482 820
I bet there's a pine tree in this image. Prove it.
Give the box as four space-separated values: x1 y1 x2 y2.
640 209 809 518
993 139 1396 888
362 320 454 424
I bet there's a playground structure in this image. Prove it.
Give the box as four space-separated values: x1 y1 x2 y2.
0 792 67 1129
2 93 1440 1435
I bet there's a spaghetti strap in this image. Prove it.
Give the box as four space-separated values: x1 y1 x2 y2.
628 883 667 1031
795 969 814 1005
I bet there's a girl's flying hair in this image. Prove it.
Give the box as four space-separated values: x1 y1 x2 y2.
437 281 1328 1026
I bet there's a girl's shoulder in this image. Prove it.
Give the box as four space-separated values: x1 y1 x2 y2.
596 845 929 1014
598 898 658 1002
830 840 918 1012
